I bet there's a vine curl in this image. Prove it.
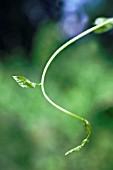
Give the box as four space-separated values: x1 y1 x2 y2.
13 18 113 155
40 18 113 155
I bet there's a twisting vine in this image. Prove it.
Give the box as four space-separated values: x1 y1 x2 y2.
13 17 113 155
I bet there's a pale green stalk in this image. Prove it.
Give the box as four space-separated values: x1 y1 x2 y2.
40 18 113 155
13 18 113 155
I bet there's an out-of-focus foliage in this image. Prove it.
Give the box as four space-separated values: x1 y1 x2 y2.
0 113 36 170
0 21 113 169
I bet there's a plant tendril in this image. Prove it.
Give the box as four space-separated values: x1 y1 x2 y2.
40 18 113 155
12 18 113 155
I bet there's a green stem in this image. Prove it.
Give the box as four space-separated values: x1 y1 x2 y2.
40 18 113 155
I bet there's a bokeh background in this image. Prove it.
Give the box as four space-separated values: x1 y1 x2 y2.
1 0 113 169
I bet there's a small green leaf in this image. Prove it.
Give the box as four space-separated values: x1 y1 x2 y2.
65 138 88 155
13 76 41 88
65 119 91 156
94 17 113 34
84 119 91 135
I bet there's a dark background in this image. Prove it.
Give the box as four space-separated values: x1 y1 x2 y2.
0 0 113 60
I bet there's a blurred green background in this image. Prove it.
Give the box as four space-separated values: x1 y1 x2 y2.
1 0 113 170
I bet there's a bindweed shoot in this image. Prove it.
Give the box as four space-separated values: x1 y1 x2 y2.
13 17 113 155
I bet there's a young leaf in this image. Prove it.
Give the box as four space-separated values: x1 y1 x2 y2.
13 76 40 88
65 138 88 155
94 17 113 34
84 119 91 135
65 120 91 155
